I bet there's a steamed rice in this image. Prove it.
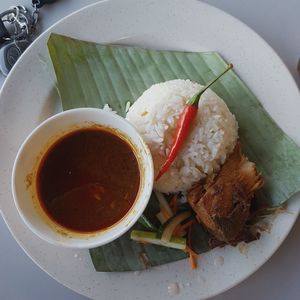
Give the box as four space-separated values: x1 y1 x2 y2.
126 79 238 193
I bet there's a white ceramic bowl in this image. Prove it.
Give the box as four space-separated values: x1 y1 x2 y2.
11 108 154 248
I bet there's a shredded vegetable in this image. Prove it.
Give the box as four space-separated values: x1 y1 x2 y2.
161 211 191 243
186 246 198 270
133 193 199 270
169 195 178 214
154 191 173 217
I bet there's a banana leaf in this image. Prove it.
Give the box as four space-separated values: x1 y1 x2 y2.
47 33 300 271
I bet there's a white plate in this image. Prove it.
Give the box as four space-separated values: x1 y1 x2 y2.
0 0 300 299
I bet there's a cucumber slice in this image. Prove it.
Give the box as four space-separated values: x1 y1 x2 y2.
154 191 173 218
130 230 186 250
138 214 157 231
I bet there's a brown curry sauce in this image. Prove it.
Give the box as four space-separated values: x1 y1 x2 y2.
36 127 140 233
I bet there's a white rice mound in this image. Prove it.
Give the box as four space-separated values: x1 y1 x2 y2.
126 79 238 193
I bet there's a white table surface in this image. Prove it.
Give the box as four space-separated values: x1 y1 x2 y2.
0 0 299 299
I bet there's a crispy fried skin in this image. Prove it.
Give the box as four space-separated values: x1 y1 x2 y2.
187 143 264 243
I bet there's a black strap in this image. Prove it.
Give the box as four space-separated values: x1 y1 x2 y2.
0 19 10 47
32 0 59 9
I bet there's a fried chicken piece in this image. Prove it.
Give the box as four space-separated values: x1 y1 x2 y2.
187 143 264 243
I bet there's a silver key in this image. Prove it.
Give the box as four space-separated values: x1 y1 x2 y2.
0 6 37 76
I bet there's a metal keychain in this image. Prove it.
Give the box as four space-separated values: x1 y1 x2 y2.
0 0 58 76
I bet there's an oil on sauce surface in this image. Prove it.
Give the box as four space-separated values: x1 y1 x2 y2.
36 127 140 233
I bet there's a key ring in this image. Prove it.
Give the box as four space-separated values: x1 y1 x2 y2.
0 7 33 41
0 0 59 76
32 1 39 26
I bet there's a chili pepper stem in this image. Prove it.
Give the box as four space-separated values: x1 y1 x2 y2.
186 64 233 107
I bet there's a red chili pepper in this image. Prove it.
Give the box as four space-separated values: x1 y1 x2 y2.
155 64 233 181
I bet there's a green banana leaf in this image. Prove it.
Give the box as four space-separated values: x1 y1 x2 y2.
47 33 300 271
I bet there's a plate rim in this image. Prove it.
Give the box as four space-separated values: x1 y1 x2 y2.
1 0 300 299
